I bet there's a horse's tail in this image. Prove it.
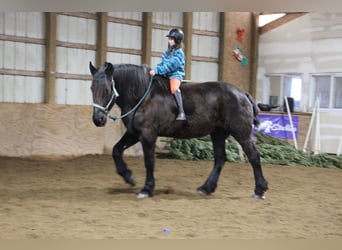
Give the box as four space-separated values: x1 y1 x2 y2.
245 93 260 128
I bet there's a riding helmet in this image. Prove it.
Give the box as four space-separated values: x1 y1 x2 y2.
166 28 184 45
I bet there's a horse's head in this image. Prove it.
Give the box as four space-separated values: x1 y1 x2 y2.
89 61 119 127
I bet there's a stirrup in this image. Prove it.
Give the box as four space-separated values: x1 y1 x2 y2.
176 112 186 120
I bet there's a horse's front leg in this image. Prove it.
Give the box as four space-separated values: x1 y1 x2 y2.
113 131 139 186
137 134 157 198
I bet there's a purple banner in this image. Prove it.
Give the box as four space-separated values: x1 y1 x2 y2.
256 114 298 139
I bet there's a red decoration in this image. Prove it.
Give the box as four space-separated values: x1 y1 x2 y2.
236 28 245 43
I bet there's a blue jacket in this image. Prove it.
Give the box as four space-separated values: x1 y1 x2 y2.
154 47 185 80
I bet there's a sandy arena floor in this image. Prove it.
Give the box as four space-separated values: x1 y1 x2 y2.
0 155 341 239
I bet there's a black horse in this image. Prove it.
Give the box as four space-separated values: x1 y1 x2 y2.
89 62 268 199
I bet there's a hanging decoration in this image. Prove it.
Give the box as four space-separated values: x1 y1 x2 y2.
236 28 245 42
232 46 248 66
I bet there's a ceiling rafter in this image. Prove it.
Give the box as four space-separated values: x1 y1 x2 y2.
259 12 307 35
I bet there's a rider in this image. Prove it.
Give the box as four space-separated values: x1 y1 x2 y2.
149 28 186 121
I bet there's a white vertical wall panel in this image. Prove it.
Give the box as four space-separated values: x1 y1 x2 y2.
152 29 169 53
191 61 218 82
107 22 141 50
55 14 97 105
57 15 96 45
56 79 93 105
107 52 141 65
0 12 44 38
152 12 182 26
0 75 44 103
192 34 219 58
1 41 45 71
56 47 96 75
0 12 45 103
108 12 142 21
193 12 220 32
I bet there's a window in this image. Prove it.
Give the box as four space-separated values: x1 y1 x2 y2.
310 74 342 110
263 74 303 112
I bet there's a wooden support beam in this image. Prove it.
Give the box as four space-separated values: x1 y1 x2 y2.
218 12 230 82
44 12 57 104
183 12 192 80
259 13 307 35
142 12 152 65
96 12 107 66
250 12 259 97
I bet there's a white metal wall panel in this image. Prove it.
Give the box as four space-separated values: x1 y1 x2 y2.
0 12 45 103
0 75 44 103
191 61 218 82
108 12 142 21
56 79 92 105
192 34 219 58
0 12 44 38
193 12 220 32
55 14 97 105
107 22 142 50
2 42 45 71
152 28 169 53
152 12 183 26
57 15 96 45
56 47 95 75
107 52 141 65
191 12 220 81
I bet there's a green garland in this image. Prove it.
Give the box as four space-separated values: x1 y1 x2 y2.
165 132 342 169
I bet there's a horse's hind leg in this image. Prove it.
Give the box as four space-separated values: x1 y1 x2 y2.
197 129 228 195
237 137 268 198
112 131 139 186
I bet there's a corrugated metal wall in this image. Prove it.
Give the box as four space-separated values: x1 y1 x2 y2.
1 12 248 106
0 12 45 103
107 12 142 65
191 12 220 81
55 13 97 105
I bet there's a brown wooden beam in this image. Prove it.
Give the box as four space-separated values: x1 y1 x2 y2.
96 12 107 66
218 12 230 82
183 12 192 80
44 12 57 104
259 13 307 35
250 12 259 97
142 12 152 65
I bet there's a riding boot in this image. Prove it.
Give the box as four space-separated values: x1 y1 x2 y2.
173 89 186 120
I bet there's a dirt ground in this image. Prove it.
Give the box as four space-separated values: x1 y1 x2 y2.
0 154 341 239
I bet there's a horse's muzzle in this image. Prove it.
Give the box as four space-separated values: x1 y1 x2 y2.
93 112 107 127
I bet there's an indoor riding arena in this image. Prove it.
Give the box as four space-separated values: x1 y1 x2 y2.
1 12 341 239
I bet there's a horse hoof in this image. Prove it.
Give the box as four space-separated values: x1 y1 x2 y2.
137 192 150 199
127 175 136 186
197 189 209 196
252 193 266 200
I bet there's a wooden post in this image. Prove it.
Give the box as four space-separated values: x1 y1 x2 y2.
183 12 192 80
45 12 57 104
250 12 259 97
218 12 230 82
96 12 107 66
142 12 152 65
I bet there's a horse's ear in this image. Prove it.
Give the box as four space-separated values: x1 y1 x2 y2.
104 62 114 77
89 61 97 75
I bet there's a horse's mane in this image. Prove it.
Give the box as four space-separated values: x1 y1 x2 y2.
113 64 170 97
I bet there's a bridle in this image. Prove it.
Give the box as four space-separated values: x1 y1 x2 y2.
92 76 154 121
92 79 119 114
